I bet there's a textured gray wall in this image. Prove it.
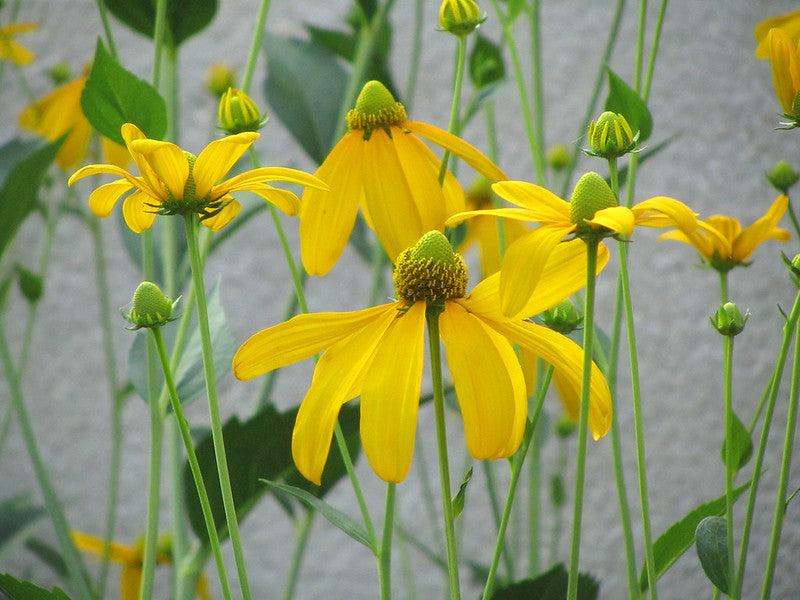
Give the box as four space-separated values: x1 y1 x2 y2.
1 0 799 598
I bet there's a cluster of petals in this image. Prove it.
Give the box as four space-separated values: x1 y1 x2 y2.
0 22 37 65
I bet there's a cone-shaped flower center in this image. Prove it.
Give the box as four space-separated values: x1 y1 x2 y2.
393 231 468 303
568 172 618 225
346 80 407 132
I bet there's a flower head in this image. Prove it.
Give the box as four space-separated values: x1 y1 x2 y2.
19 74 129 169
0 22 37 65
755 10 800 58
764 27 800 126
68 123 327 233
659 195 791 272
447 171 699 318
300 80 506 275
234 231 612 484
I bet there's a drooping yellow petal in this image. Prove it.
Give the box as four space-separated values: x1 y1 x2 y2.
233 304 399 380
201 197 241 231
120 564 142 600
491 180 571 221
71 531 140 563
88 179 135 217
100 137 132 169
220 167 328 197
193 131 260 199
405 120 507 182
56 119 92 169
240 184 301 216
768 28 800 115
121 123 164 197
404 132 466 216
440 302 527 459
68 163 140 188
632 196 699 235
587 205 635 236
732 195 791 262
292 305 399 484
755 10 800 58
130 138 189 200
446 206 544 227
0 23 37 65
299 132 365 275
121 190 158 233
360 302 426 482
460 214 528 277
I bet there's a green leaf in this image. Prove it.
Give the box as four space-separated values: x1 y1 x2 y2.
103 0 217 47
469 35 505 89
452 466 473 520
489 563 599 600
0 137 63 260
639 479 752 592
0 573 72 600
183 402 361 541
128 278 234 408
262 480 376 552
604 66 652 144
0 494 44 556
263 35 348 164
695 516 730 594
506 0 526 23
24 538 68 579
721 410 753 471
81 40 167 146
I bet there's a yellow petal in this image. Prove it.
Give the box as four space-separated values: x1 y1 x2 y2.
71 531 140 563
755 10 800 58
732 195 790 262
100 137 132 169
201 197 241 231
130 138 189 200
193 132 260 199
241 184 301 216
405 120 507 182
292 305 399 484
587 205 635 236
56 119 91 169
299 133 364 275
68 163 139 188
120 565 142 600
89 179 135 218
121 190 158 233
491 180 571 221
440 302 527 459
360 302 426 482
632 196 699 234
446 207 544 227
233 304 399 380
121 124 164 197
220 166 328 197
768 28 800 114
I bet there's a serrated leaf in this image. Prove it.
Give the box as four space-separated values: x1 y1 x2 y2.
489 563 599 600
639 478 752 592
695 516 730 594
103 0 217 47
721 410 753 471
0 494 44 555
262 480 376 552
263 35 348 164
604 66 652 144
81 40 167 146
0 573 72 600
0 137 63 260
452 466 473 519
469 35 505 89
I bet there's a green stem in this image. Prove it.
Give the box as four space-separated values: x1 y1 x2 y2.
378 482 397 600
481 461 514 579
426 309 461 600
482 367 554 600
167 420 189 600
150 327 235 600
438 34 468 184
403 0 425 111
784 195 800 242
719 271 729 304
528 0 546 178
566 237 599 600
94 0 118 57
722 334 737 600
183 214 252 600
282 511 315 600
241 0 272 94
526 420 540 577
759 311 800 599
151 0 168 89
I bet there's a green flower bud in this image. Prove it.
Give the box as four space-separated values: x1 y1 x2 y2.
439 0 486 36
587 111 637 159
123 281 179 330
546 144 571 172
568 172 618 227
711 302 748 337
218 87 267 135
540 298 583 334
550 474 566 508
15 264 43 304
765 160 800 194
781 252 800 287
555 413 578 438
48 63 72 86
206 63 236 98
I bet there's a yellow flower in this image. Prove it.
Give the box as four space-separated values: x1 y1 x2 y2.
755 10 800 58
234 231 612 484
72 532 211 600
68 123 327 233
19 75 129 169
300 80 506 276
448 172 700 318
764 27 800 123
659 195 791 271
0 22 37 65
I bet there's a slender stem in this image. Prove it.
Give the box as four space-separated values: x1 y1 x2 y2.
404 0 425 111
784 195 800 241
482 367 554 600
566 237 599 600
378 482 397 600
528 0 546 177
642 0 669 103
334 420 378 543
722 334 737 600
719 271 729 304
426 309 461 600
241 0 272 94
282 511 315 600
481 461 514 578
94 0 118 57
167 420 189 600
183 214 252 600
526 421 540 577
151 0 168 89
150 327 235 600
760 312 800 599
438 34 468 183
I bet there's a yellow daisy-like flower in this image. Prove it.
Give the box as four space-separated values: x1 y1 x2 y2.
72 532 211 600
659 195 791 271
68 123 327 233
19 75 129 170
754 10 800 58
0 22 37 65
300 80 507 276
448 172 700 318
234 231 612 485
763 27 800 124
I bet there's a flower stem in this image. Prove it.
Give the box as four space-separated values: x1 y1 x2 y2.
150 326 235 600
378 482 397 600
722 333 737 600
566 237 599 600
438 33 468 184
282 511 315 600
241 0 271 94
426 309 461 600
183 213 252 600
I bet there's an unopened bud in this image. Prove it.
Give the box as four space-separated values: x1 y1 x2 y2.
587 111 637 159
711 302 748 337
541 299 582 334
546 144 571 172
766 161 799 194
218 88 267 134
206 63 237 98
123 281 179 330
439 0 485 36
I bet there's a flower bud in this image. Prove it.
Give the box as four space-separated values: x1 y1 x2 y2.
123 281 178 330
765 160 799 194
587 111 637 159
711 302 748 337
218 87 267 135
540 298 583 334
568 172 618 226
439 0 485 36
48 62 72 86
206 63 236 98
546 144 571 172
555 413 578 438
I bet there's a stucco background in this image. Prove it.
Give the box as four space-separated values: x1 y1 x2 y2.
1 0 800 598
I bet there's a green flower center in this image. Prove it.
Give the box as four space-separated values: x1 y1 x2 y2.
153 152 229 223
393 231 468 304
346 80 407 134
568 171 618 226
